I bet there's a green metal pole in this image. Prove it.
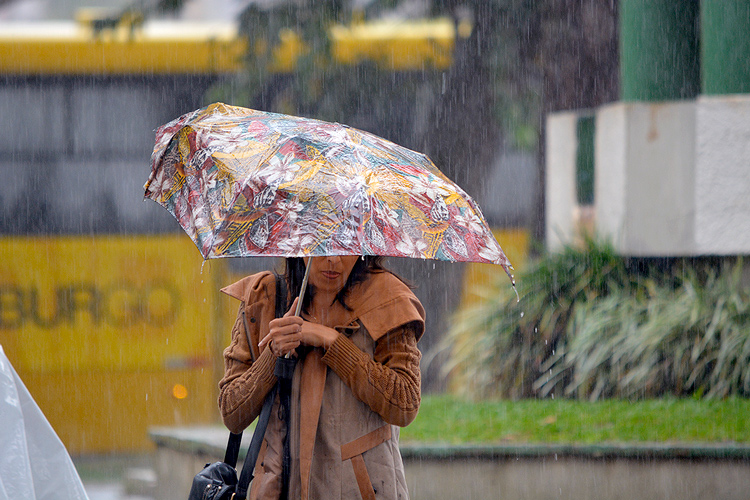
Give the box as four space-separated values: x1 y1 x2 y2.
701 0 750 95
620 0 700 101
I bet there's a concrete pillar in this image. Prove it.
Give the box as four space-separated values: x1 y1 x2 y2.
620 0 700 101
545 112 579 251
594 101 696 256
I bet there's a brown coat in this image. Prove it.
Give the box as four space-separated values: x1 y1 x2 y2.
219 271 425 500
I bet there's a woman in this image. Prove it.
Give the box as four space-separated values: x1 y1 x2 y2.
219 255 425 500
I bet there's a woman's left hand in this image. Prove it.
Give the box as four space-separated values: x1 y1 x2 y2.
297 320 339 350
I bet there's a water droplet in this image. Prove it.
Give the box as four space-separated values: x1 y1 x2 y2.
520 311 524 318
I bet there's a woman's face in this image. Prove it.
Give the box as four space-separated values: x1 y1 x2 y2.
304 255 359 296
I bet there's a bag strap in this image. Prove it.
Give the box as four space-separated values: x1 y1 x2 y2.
222 274 287 499
235 383 278 499
223 432 243 468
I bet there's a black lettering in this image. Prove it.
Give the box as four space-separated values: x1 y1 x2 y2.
1 283 180 329
104 287 142 328
0 286 23 329
59 285 102 325
29 288 62 328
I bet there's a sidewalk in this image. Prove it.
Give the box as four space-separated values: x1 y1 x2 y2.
75 454 155 500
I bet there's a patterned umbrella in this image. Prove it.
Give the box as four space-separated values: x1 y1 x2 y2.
144 103 513 281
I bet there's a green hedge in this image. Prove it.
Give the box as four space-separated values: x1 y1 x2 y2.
445 239 750 400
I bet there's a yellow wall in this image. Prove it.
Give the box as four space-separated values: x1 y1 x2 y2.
460 228 529 306
0 18 457 76
0 235 229 453
0 25 246 75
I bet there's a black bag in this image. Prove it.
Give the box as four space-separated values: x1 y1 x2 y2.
188 460 238 500
188 275 290 500
188 384 277 500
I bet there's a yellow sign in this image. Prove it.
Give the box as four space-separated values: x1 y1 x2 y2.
0 235 219 371
0 235 226 453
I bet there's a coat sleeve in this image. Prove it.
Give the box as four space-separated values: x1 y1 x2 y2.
218 303 278 433
321 322 422 427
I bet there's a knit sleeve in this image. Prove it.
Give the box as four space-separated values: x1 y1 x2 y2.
321 322 422 427
218 305 277 433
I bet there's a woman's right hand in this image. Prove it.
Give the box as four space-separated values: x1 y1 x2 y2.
259 297 303 357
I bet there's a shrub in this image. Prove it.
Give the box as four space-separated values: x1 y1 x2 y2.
444 238 750 400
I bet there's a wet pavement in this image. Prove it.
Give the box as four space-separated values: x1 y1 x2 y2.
75 454 155 500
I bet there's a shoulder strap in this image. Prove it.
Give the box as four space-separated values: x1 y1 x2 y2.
274 273 287 318
223 274 287 497
235 384 278 499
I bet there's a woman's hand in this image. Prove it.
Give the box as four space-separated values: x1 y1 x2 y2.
259 298 340 356
259 298 303 357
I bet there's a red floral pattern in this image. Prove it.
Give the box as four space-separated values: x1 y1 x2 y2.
144 103 512 275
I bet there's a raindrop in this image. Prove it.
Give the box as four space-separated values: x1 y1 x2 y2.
520 311 524 318
145 393 148 401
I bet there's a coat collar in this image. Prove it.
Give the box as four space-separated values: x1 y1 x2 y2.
221 270 425 342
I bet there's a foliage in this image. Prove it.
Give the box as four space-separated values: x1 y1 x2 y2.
401 394 750 444
444 238 750 400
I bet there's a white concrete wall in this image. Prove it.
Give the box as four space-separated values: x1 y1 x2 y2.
694 95 750 254
546 95 750 256
594 103 627 250
545 111 580 251
597 101 696 256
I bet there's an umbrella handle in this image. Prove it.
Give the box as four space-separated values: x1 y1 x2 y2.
285 261 311 360
294 261 311 317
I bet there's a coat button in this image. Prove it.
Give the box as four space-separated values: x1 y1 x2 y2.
250 317 256 323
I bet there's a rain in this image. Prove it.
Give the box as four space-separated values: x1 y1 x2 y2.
1 1 750 499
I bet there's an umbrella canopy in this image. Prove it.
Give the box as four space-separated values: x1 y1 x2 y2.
144 103 513 279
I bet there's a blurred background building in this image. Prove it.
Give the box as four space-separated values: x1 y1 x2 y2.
0 0 535 455
5 0 745 464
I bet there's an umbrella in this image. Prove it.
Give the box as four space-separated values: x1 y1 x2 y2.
144 102 513 287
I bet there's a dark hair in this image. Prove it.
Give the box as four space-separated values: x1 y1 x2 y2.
281 256 390 314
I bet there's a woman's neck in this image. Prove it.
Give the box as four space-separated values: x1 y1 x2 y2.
308 293 348 328
310 292 336 314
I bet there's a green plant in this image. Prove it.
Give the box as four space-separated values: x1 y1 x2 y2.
445 238 750 400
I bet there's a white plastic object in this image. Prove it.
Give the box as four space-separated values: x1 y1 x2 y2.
0 345 89 500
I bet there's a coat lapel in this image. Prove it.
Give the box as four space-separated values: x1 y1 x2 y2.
298 348 327 500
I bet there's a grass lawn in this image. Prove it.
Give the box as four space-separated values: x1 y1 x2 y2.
400 394 750 445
